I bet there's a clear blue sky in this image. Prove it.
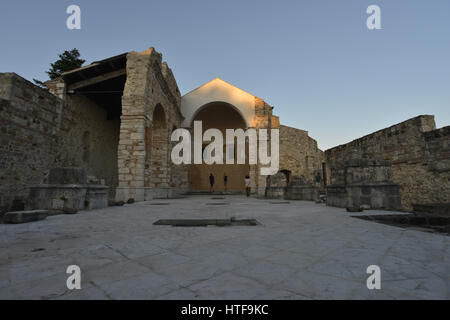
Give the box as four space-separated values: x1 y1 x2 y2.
1 0 449 150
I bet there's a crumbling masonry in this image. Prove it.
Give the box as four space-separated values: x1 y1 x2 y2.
0 47 448 215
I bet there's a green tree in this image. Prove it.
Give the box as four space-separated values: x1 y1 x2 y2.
34 48 85 87
46 48 85 79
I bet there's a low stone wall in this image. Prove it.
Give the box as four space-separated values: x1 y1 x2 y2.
326 159 402 210
285 185 318 201
28 167 108 212
326 116 450 210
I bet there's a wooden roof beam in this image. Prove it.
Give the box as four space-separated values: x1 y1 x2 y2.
68 68 126 91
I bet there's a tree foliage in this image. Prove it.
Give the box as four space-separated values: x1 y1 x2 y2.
47 48 86 80
34 48 85 87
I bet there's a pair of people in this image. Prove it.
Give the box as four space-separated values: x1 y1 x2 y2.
209 173 227 192
209 173 251 197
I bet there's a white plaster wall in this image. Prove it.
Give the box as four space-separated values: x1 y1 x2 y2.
180 78 256 128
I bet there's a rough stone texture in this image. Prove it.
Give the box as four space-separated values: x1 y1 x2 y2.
47 167 87 185
3 210 48 224
326 116 450 210
2 49 447 212
285 176 319 201
0 72 121 213
27 168 108 212
85 185 109 210
57 94 120 198
116 48 186 202
265 172 288 199
0 73 64 214
0 49 324 209
279 125 324 185
326 159 402 210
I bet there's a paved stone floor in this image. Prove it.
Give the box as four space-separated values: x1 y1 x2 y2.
1 195 449 300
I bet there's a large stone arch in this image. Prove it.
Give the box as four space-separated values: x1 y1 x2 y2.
190 101 250 128
188 101 250 192
148 103 170 197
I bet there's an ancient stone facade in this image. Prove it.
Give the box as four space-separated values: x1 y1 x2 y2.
181 78 284 196
325 115 450 210
116 48 186 201
279 125 324 183
1 46 447 215
0 73 121 213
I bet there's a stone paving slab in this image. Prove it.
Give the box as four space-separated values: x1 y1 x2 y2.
0 195 449 300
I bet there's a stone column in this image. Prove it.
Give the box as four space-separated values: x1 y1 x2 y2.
115 49 155 202
252 97 275 197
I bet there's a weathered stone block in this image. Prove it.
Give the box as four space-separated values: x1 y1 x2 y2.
4 210 48 224
28 185 87 211
85 185 109 210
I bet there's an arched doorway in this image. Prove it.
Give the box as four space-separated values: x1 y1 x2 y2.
149 104 169 191
279 170 291 185
189 102 250 192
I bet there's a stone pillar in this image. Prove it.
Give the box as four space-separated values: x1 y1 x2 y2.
116 115 149 202
115 49 156 202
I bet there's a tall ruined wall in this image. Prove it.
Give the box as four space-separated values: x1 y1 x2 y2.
279 125 324 184
325 115 450 210
412 126 450 205
0 73 64 213
59 94 120 192
117 48 187 201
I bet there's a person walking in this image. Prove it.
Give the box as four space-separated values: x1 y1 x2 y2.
209 173 215 193
244 175 251 197
224 173 228 192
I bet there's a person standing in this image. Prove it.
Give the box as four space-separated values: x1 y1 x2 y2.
244 175 251 197
224 173 228 192
209 173 215 193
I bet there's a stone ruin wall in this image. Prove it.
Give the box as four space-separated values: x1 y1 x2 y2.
58 94 120 194
325 115 450 210
0 73 123 213
0 73 63 213
243 97 279 196
279 125 325 184
117 48 188 201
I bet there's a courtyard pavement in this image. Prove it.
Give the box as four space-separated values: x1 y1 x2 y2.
0 195 449 300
